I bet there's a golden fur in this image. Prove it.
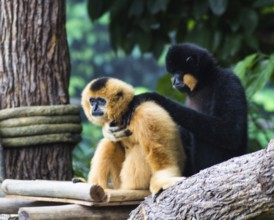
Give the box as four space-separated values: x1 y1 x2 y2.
81 77 186 194
183 74 197 91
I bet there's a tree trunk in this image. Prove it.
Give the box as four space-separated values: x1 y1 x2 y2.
0 0 73 179
129 139 274 220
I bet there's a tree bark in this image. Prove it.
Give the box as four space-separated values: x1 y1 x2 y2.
0 0 73 179
129 139 274 220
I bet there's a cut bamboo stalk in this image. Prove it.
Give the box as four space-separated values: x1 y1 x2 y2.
18 204 136 220
0 115 81 127
2 180 106 202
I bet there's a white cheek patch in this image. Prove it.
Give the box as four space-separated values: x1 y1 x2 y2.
183 74 198 91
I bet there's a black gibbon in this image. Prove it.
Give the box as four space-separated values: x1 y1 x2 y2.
81 77 186 194
105 43 248 176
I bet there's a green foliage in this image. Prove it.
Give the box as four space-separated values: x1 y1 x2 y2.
72 122 102 178
234 55 274 150
234 54 274 100
87 0 274 64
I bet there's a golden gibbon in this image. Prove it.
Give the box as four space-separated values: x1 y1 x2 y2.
81 77 186 195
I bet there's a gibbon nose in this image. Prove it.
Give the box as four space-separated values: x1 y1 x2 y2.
91 104 104 116
173 77 181 86
172 74 183 86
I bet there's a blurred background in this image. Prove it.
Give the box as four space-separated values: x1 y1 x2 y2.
66 0 274 178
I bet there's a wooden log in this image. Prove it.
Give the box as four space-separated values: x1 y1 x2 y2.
0 198 65 214
2 133 81 147
0 115 81 127
0 124 82 138
129 139 274 219
2 180 106 202
18 204 136 220
0 105 80 121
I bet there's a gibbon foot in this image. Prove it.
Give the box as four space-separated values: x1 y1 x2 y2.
151 177 186 203
152 188 164 203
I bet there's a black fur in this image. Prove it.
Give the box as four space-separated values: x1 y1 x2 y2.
122 43 248 176
90 77 109 91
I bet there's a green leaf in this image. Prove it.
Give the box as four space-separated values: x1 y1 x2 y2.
219 34 242 61
87 0 111 21
110 0 130 20
193 0 208 19
226 13 241 32
147 0 170 14
135 87 150 95
234 54 257 81
244 34 259 50
151 31 169 59
129 0 144 17
212 31 221 51
208 0 228 16
246 57 274 99
156 74 185 102
239 8 258 34
253 0 274 7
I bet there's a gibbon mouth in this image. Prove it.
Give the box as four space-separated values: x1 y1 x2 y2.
91 112 104 116
173 83 190 93
173 83 186 90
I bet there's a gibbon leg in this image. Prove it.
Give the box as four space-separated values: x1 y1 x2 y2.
88 138 125 189
150 167 186 194
120 146 151 190
142 143 185 195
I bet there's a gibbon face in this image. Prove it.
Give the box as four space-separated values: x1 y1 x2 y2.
166 43 216 93
81 77 135 126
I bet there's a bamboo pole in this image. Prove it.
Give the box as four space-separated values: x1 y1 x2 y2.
2 180 106 202
18 204 136 220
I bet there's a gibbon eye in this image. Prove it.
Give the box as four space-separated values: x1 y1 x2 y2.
89 97 96 105
186 56 192 63
97 98 106 105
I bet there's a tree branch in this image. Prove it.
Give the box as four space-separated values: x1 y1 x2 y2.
129 139 274 219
